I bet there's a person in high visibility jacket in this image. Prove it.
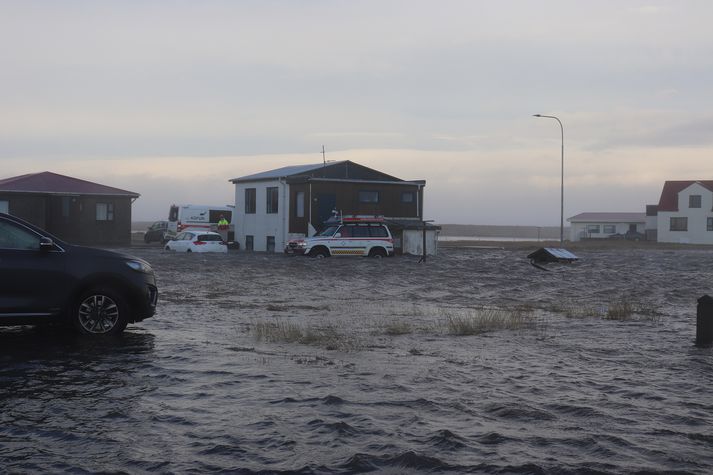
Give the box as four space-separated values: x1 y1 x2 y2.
217 215 229 230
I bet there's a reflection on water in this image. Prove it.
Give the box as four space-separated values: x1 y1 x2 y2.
2 247 713 474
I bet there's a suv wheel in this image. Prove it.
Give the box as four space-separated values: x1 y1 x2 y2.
310 248 329 259
369 248 387 258
72 288 128 335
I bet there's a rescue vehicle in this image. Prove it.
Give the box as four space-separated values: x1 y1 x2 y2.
285 214 394 258
166 204 233 241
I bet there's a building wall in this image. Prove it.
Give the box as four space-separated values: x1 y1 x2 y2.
402 229 439 256
0 193 48 227
569 221 644 241
234 179 289 252
234 179 425 252
0 193 132 245
657 183 713 244
287 181 423 235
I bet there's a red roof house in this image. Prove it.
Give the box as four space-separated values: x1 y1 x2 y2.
0 171 139 246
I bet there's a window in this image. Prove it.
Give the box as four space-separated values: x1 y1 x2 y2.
61 197 71 217
245 235 254 251
245 188 256 214
0 200 8 214
198 234 222 242
266 187 278 214
295 191 305 218
586 224 600 234
369 225 388 237
0 220 40 250
401 192 415 203
708 217 713 232
690 195 702 208
359 191 379 203
96 203 114 221
351 226 370 238
603 224 616 234
670 217 687 231
209 210 232 223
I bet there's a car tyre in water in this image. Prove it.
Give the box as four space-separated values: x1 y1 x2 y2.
144 234 151 244
369 248 387 258
72 288 128 335
310 248 329 259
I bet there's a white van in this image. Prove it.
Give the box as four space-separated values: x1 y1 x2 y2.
166 204 234 240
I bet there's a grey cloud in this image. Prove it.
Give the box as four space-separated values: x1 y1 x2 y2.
589 117 713 150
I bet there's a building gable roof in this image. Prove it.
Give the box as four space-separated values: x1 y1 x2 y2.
229 160 404 184
657 180 713 212
0 171 140 197
568 212 646 223
230 162 343 182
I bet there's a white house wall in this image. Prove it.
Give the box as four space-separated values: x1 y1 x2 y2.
569 222 643 242
657 182 713 244
234 180 290 252
402 230 439 255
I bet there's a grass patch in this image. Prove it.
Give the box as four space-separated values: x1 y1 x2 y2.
544 302 601 318
252 319 353 350
380 321 414 336
605 299 661 321
443 307 536 335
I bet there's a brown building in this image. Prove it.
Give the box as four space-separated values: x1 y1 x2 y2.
0 171 139 246
230 160 438 254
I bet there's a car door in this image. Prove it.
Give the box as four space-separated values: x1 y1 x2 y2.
171 232 188 251
0 217 69 319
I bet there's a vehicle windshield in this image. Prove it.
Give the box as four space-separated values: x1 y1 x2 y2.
316 225 339 237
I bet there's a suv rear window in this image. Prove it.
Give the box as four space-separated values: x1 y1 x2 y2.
198 234 223 241
369 226 388 238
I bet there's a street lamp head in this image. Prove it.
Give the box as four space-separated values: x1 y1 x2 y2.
533 114 542 117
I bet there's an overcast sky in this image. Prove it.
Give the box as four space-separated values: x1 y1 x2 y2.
1 1 712 224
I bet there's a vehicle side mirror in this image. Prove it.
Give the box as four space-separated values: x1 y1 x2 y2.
39 236 54 251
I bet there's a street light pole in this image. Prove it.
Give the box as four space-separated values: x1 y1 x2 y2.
533 114 564 246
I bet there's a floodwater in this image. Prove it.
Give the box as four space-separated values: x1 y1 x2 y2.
2 246 713 474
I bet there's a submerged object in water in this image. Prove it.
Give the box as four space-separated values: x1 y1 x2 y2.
527 247 578 264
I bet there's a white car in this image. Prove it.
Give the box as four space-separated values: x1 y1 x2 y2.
165 231 227 253
285 216 394 258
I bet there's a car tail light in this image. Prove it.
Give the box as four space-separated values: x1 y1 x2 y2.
194 241 206 245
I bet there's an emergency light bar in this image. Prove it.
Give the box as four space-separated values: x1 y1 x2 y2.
340 215 384 223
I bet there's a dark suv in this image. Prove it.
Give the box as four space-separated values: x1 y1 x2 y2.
144 220 168 244
0 212 158 335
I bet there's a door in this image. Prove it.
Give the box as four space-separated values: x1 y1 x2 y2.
0 217 68 319
316 193 336 227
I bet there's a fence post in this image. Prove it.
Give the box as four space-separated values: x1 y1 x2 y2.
696 295 713 346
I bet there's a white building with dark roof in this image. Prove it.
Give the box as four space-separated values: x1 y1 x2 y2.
229 160 435 254
653 180 713 244
567 212 646 242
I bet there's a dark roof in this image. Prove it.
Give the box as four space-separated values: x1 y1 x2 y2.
0 171 140 197
230 162 347 182
657 180 713 212
230 160 406 184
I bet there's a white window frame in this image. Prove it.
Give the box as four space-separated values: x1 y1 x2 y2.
96 202 115 221
295 191 305 218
